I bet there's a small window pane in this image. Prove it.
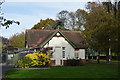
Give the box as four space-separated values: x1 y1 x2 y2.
62 47 65 50
75 52 79 58
62 51 65 58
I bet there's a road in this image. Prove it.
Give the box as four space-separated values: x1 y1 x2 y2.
0 63 14 80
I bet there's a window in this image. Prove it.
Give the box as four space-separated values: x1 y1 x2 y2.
50 47 55 58
62 47 65 50
62 51 65 58
50 53 53 58
75 51 79 58
62 47 65 58
56 33 60 36
55 46 61 48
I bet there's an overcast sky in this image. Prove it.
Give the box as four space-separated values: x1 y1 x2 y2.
0 0 106 39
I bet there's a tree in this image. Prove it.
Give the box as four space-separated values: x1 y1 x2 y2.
75 9 87 30
52 20 64 30
83 2 119 63
68 12 76 30
32 18 56 29
57 9 87 30
57 10 69 29
0 37 10 53
9 32 25 48
102 1 120 55
0 0 20 29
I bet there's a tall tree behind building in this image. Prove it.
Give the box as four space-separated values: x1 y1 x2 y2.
57 10 69 29
83 1 119 62
9 32 25 48
32 18 56 29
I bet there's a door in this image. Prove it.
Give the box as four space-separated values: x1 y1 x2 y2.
54 47 61 65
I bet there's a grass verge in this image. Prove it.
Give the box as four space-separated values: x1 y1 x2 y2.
5 63 119 79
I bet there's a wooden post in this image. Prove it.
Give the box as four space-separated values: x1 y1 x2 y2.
108 48 111 62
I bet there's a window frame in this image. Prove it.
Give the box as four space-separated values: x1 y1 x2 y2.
62 51 65 58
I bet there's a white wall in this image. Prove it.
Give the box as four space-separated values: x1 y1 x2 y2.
44 33 86 65
44 35 75 60
78 49 85 59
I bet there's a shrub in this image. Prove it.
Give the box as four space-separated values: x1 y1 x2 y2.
16 52 50 68
16 57 32 68
66 59 86 66
26 52 50 67
67 59 80 66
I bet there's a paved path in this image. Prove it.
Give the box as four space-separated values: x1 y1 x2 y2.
0 63 14 80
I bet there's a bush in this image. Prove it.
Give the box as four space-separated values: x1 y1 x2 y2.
16 57 32 68
66 59 86 66
67 59 79 66
16 52 50 68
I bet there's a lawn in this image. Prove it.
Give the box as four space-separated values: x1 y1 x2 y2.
5 64 119 79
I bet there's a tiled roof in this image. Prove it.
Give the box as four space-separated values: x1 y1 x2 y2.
61 31 87 48
26 29 87 49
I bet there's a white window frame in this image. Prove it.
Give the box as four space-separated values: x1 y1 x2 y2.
62 47 65 58
75 51 79 58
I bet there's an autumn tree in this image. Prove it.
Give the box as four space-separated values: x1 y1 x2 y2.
102 1 120 55
32 18 56 29
9 32 25 48
0 37 10 53
83 1 119 63
52 20 64 30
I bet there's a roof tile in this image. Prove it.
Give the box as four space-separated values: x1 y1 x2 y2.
26 29 87 49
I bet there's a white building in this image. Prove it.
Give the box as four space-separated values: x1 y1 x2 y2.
25 29 87 66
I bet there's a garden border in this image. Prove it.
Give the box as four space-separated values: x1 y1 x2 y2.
14 67 50 70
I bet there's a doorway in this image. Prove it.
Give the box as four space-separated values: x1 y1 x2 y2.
54 47 61 65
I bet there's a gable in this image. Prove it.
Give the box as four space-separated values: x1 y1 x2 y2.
26 29 87 49
45 35 73 48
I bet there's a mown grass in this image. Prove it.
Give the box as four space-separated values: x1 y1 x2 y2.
92 60 120 63
5 63 119 79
